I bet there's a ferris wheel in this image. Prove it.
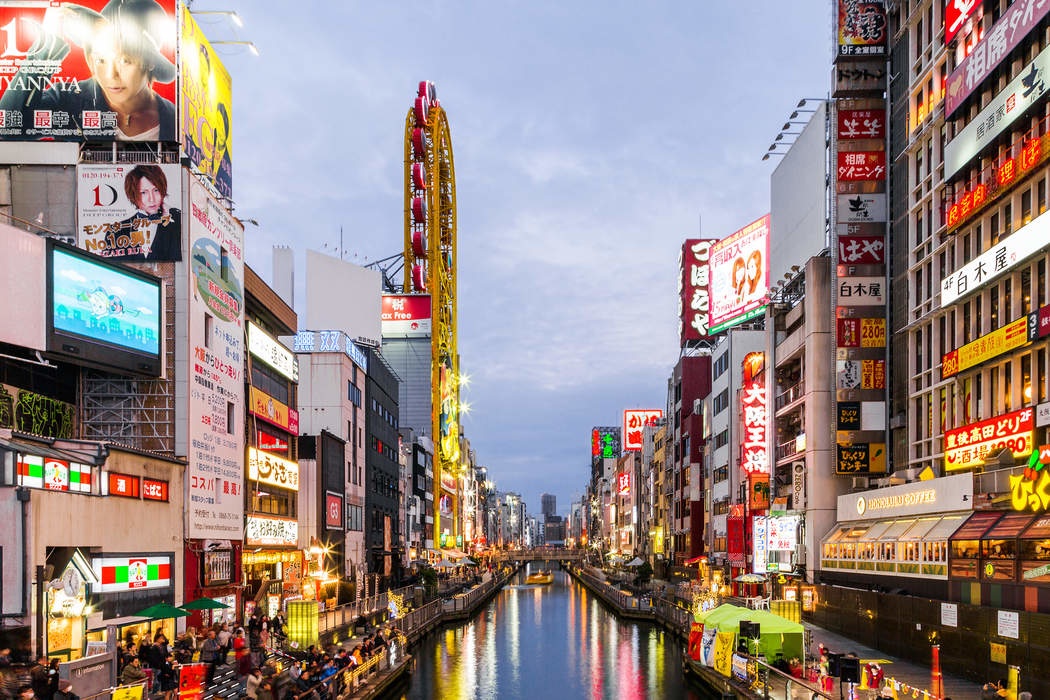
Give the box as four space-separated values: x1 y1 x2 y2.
403 80 461 479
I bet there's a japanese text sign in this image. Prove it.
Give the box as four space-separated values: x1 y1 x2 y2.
941 210 1050 305
945 0 1050 117
740 352 768 476
679 239 716 342
945 407 1033 472
623 409 663 451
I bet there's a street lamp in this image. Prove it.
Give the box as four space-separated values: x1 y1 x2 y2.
189 10 244 27
212 40 260 56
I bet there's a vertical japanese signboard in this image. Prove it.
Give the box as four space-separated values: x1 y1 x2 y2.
679 239 716 343
187 178 244 538
740 352 768 476
834 77 888 474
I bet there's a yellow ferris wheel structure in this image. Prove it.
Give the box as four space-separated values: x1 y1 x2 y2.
402 80 461 549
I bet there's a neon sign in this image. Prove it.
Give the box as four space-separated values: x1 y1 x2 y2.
740 352 768 475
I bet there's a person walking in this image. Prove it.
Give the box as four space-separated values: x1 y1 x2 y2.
198 630 221 685
216 624 231 666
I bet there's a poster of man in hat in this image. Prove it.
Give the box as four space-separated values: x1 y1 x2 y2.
0 0 177 141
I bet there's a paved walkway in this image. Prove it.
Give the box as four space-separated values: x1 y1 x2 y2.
803 621 983 699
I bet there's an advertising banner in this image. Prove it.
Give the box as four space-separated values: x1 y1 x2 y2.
945 0 1050 117
249 387 298 434
945 407 1034 472
17 454 91 492
77 164 183 261
381 294 432 336
709 215 770 332
0 0 177 141
679 239 715 342
944 45 1050 179
180 7 232 199
942 316 1031 379
767 515 799 551
941 210 1050 305
836 0 888 58
187 179 244 539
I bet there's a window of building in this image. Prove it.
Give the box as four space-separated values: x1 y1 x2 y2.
204 313 213 348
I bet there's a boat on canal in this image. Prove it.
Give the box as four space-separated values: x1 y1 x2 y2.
525 570 553 584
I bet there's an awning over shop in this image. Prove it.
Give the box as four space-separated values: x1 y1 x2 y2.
822 512 975 548
1021 515 1050 539
949 510 1003 541
899 517 943 541
981 512 1036 540
878 518 917 541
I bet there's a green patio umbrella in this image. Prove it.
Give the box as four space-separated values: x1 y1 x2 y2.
132 603 190 620
181 597 230 610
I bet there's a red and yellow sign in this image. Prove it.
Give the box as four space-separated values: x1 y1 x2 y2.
942 316 1030 379
249 387 298 433
740 352 768 475
945 408 1033 472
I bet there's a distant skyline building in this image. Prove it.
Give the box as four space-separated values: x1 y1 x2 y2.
541 493 556 518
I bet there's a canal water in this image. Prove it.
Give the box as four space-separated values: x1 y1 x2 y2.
394 564 710 699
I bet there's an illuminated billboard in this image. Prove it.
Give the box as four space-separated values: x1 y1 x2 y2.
945 0 1050 117
0 0 177 141
47 241 162 376
678 239 715 343
381 294 432 337
709 215 770 333
836 0 887 58
77 164 183 262
945 408 1033 472
180 7 232 199
591 427 620 460
945 0 980 45
623 410 663 452
740 352 768 475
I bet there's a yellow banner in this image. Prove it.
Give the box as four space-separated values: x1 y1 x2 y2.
942 316 1029 378
180 7 233 199
113 686 144 700
250 387 291 431
713 631 735 677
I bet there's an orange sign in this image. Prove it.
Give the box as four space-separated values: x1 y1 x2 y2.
945 408 1033 472
249 387 295 432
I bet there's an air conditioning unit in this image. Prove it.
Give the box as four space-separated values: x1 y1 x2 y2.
851 477 869 490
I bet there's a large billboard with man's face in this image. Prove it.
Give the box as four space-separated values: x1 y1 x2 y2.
180 7 232 199
709 215 770 333
0 0 178 141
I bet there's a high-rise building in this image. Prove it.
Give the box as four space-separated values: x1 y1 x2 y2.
541 493 556 519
